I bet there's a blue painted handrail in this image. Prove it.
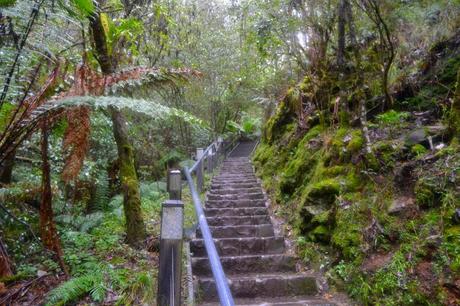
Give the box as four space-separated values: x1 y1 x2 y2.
183 136 239 306
183 167 235 306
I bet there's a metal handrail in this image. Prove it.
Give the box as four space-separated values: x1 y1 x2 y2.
183 168 235 306
189 141 216 173
183 136 238 306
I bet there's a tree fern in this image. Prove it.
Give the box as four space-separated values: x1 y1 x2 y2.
33 96 206 128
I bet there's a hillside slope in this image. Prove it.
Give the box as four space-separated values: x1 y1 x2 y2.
253 33 460 306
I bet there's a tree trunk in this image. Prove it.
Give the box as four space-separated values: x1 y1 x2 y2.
0 234 13 278
0 149 15 185
110 107 146 246
89 8 146 246
40 120 69 276
337 0 347 69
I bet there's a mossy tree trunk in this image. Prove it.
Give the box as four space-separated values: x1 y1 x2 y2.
111 108 146 245
89 7 146 246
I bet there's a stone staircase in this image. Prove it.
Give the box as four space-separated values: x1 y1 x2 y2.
190 142 338 305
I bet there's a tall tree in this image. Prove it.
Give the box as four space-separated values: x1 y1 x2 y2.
88 3 146 246
355 0 395 108
337 0 347 69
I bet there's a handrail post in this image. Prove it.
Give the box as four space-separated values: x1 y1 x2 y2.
196 148 204 193
157 170 183 306
217 137 223 163
207 146 214 174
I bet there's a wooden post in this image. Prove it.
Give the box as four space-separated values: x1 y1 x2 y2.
196 148 204 193
157 170 183 306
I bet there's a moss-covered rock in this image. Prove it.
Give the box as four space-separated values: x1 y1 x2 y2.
347 130 364 154
278 126 323 195
303 178 341 207
264 88 301 144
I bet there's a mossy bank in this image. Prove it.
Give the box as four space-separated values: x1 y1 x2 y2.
253 42 460 305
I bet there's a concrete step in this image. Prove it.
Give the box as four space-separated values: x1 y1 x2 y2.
200 296 335 306
206 215 271 226
212 178 259 185
211 182 260 189
196 273 318 302
190 236 285 257
197 224 274 239
192 254 296 277
204 206 268 217
207 192 264 201
210 187 261 194
206 199 266 209
213 173 255 177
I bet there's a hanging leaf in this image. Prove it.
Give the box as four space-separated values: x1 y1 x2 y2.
72 0 95 17
0 0 17 8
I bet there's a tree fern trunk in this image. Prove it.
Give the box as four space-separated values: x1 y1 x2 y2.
0 149 15 185
0 234 13 278
40 120 69 276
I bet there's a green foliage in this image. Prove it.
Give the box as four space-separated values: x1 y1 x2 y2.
71 0 95 17
0 0 16 7
411 144 428 157
46 270 105 306
376 110 410 126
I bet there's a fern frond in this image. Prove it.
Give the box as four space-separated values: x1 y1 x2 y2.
79 212 105 233
27 96 206 129
45 271 104 305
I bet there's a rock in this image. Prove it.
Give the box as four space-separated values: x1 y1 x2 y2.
37 270 48 277
405 128 427 146
453 208 460 224
388 196 415 215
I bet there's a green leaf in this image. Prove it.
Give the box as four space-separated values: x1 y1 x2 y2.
0 0 16 8
72 0 95 16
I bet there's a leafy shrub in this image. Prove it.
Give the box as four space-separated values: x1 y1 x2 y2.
376 110 410 125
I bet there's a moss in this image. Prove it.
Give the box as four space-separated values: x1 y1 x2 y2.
344 171 361 192
302 178 341 208
309 225 331 243
347 130 364 153
311 209 331 224
264 88 301 144
322 165 346 177
278 126 323 195
331 208 364 260
411 144 428 157
439 54 460 85
119 144 146 246
372 140 404 170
